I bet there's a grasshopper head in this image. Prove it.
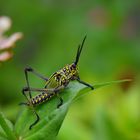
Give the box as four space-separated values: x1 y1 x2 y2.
70 35 87 80
69 63 79 80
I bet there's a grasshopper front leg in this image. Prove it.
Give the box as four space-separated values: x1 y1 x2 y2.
54 85 65 108
77 78 94 90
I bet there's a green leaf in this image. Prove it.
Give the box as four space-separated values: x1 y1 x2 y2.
14 79 130 140
76 79 131 100
0 112 16 140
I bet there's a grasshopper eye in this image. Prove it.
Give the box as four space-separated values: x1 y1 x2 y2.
71 63 76 70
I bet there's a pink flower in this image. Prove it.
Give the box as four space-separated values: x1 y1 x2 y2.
0 16 23 62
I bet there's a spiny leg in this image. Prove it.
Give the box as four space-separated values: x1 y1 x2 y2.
23 67 49 102
22 66 49 130
21 87 40 130
20 86 40 106
19 101 39 130
77 78 94 90
24 67 48 99
54 85 65 108
28 87 63 130
25 67 48 81
22 86 57 93
21 87 31 105
21 86 54 129
29 108 40 130
24 67 32 99
21 86 64 129
56 93 63 108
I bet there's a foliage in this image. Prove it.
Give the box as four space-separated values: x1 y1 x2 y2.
0 80 130 140
0 0 139 140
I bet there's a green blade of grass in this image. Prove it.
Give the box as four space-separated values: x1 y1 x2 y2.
15 79 131 140
0 112 16 140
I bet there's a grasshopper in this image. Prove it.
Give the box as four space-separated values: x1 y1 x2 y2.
21 36 94 130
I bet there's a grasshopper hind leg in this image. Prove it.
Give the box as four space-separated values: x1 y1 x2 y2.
29 109 40 130
56 93 63 108
21 86 41 130
19 102 39 130
54 86 65 108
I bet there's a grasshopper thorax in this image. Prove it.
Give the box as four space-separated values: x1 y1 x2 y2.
61 63 78 81
69 63 79 80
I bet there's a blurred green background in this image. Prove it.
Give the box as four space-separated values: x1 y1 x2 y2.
0 0 140 140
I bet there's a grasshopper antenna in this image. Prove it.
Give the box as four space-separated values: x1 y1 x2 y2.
74 35 87 65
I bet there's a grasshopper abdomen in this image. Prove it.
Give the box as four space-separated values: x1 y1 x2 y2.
31 92 55 106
